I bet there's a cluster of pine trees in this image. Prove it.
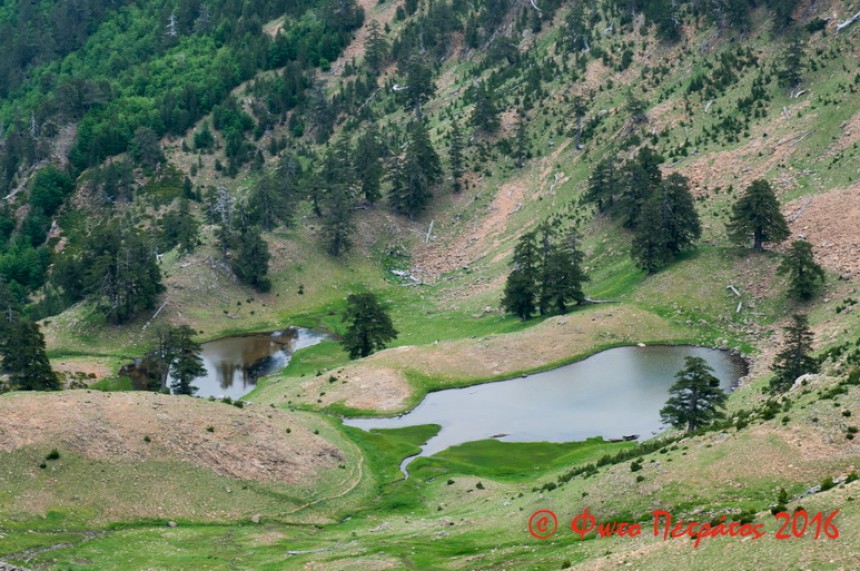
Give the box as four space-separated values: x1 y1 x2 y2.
0 280 58 391
502 222 589 320
585 147 701 273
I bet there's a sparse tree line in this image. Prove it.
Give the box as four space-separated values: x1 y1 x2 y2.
661 311 824 435
503 147 826 313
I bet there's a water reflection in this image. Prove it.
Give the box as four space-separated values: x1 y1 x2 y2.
345 345 745 468
169 327 326 399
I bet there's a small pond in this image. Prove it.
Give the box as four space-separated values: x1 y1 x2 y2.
169 327 326 399
344 345 745 471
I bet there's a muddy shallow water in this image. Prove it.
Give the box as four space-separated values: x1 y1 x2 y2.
168 327 326 399
344 345 745 471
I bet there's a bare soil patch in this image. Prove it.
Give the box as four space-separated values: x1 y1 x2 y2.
783 184 860 278
0 391 344 485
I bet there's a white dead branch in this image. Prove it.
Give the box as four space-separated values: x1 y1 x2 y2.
836 10 860 32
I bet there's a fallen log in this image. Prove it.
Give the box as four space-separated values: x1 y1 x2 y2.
836 10 860 32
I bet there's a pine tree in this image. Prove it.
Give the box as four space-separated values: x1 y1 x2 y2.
231 225 271 292
778 240 825 301
661 173 702 256
626 93 648 124
541 228 589 314
660 356 727 432
0 278 19 327
470 82 500 134
353 126 384 203
514 110 528 168
322 186 355 257
169 325 206 396
770 314 817 393
341 293 398 359
778 33 804 89
727 179 790 252
584 157 618 213
318 138 357 254
631 195 673 273
364 20 389 71
617 147 663 229
83 221 165 324
389 119 441 219
248 166 294 231
176 196 199 255
402 54 435 115
502 232 540 320
572 95 588 149
449 121 464 193
565 2 591 52
129 127 163 170
631 173 701 273
0 319 59 391
142 325 179 390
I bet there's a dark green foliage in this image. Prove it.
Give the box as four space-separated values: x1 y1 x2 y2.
503 225 589 320
660 356 727 432
320 138 356 256
193 123 215 151
564 2 591 52
513 110 528 168
615 147 664 228
767 0 802 29
0 318 59 391
231 225 271 292
631 173 701 273
770 314 817 394
129 127 164 170
778 33 805 88
175 197 200 255
401 54 436 115
389 119 442 219
168 325 206 396
353 126 385 204
626 93 649 124
470 83 500 134
583 157 618 213
58 220 165 324
728 179 790 252
92 160 135 203
341 293 398 359
322 188 355 257
778 240 825 301
159 197 199 256
502 232 540 320
364 20 389 71
537 225 589 315
29 166 75 218
646 0 682 42
249 156 298 231
449 121 465 193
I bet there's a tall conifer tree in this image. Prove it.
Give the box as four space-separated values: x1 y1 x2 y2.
727 179 789 252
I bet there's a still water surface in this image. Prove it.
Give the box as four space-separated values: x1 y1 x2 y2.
344 345 744 468
171 327 326 399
